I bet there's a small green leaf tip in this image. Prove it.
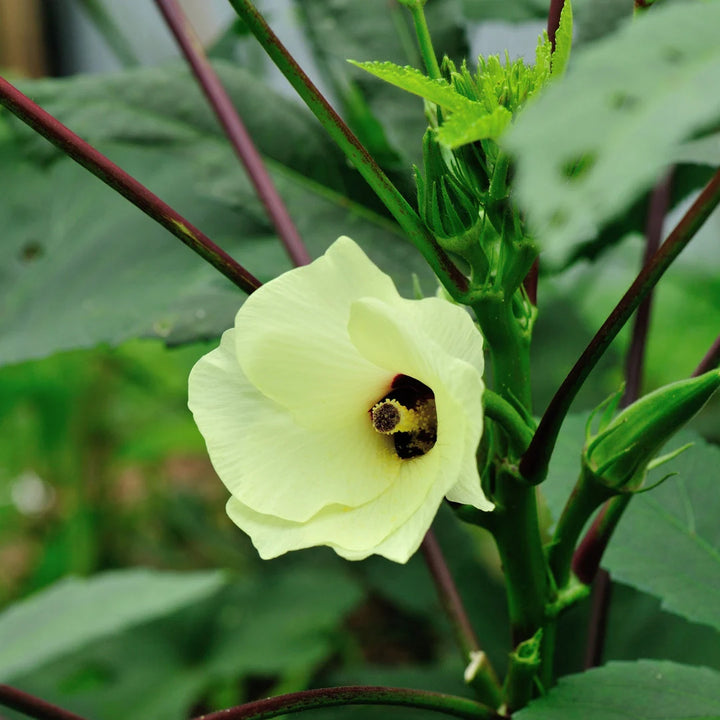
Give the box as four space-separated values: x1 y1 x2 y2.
551 0 573 78
584 370 720 491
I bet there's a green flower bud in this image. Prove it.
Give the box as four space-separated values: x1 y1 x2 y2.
415 130 495 283
416 130 480 241
584 370 720 491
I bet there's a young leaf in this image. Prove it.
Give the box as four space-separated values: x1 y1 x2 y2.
516 660 720 720
504 1 720 267
0 569 225 681
436 105 512 147
0 63 432 367
350 60 477 112
550 1 573 79
602 431 720 633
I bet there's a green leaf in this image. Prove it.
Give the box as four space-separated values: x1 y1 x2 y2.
0 62 433 367
351 61 476 112
294 0 469 165
604 583 720 671
573 0 632 47
9 561 362 720
550 1 573 79
436 105 512 147
0 569 225 681
602 431 720 633
517 660 720 720
504 1 720 267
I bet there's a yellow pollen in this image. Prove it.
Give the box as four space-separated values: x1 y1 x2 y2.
369 376 438 459
371 397 436 435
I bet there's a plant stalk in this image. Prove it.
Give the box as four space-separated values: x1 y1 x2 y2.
227 0 469 299
420 531 503 708
196 685 502 720
154 0 311 267
405 2 442 79
0 75 261 294
0 685 89 720
520 167 720 486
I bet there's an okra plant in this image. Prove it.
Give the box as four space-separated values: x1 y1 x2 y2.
2 1 720 719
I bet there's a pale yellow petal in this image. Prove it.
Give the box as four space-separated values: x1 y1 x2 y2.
234 237 399 428
188 329 402 521
225 443 447 561
348 296 491 511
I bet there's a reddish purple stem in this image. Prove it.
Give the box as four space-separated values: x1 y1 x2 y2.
0 686 88 720
154 0 311 267
693 334 720 376
622 171 673 406
0 75 261 294
546 0 565 51
421 530 480 658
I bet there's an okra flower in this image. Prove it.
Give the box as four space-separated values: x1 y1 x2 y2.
188 237 490 563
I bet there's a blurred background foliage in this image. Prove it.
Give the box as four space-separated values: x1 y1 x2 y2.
1 0 720 718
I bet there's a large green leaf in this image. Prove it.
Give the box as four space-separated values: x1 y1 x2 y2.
517 660 720 720
0 62 433 367
504 1 720 267
602 430 720 634
0 569 225 681
9 562 362 720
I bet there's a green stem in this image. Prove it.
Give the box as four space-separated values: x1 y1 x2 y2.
520 166 720 486
0 75 261 295
483 390 534 457
406 2 442 79
502 630 542 713
196 686 502 720
547 470 615 589
227 0 469 299
472 294 532 412
490 474 547 645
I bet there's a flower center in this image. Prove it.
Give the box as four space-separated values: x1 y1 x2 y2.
370 375 437 459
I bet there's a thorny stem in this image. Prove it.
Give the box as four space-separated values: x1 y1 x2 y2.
196 686 502 720
0 685 88 720
227 0 469 300
0 76 261 295
520 167 720 486
154 0 311 267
